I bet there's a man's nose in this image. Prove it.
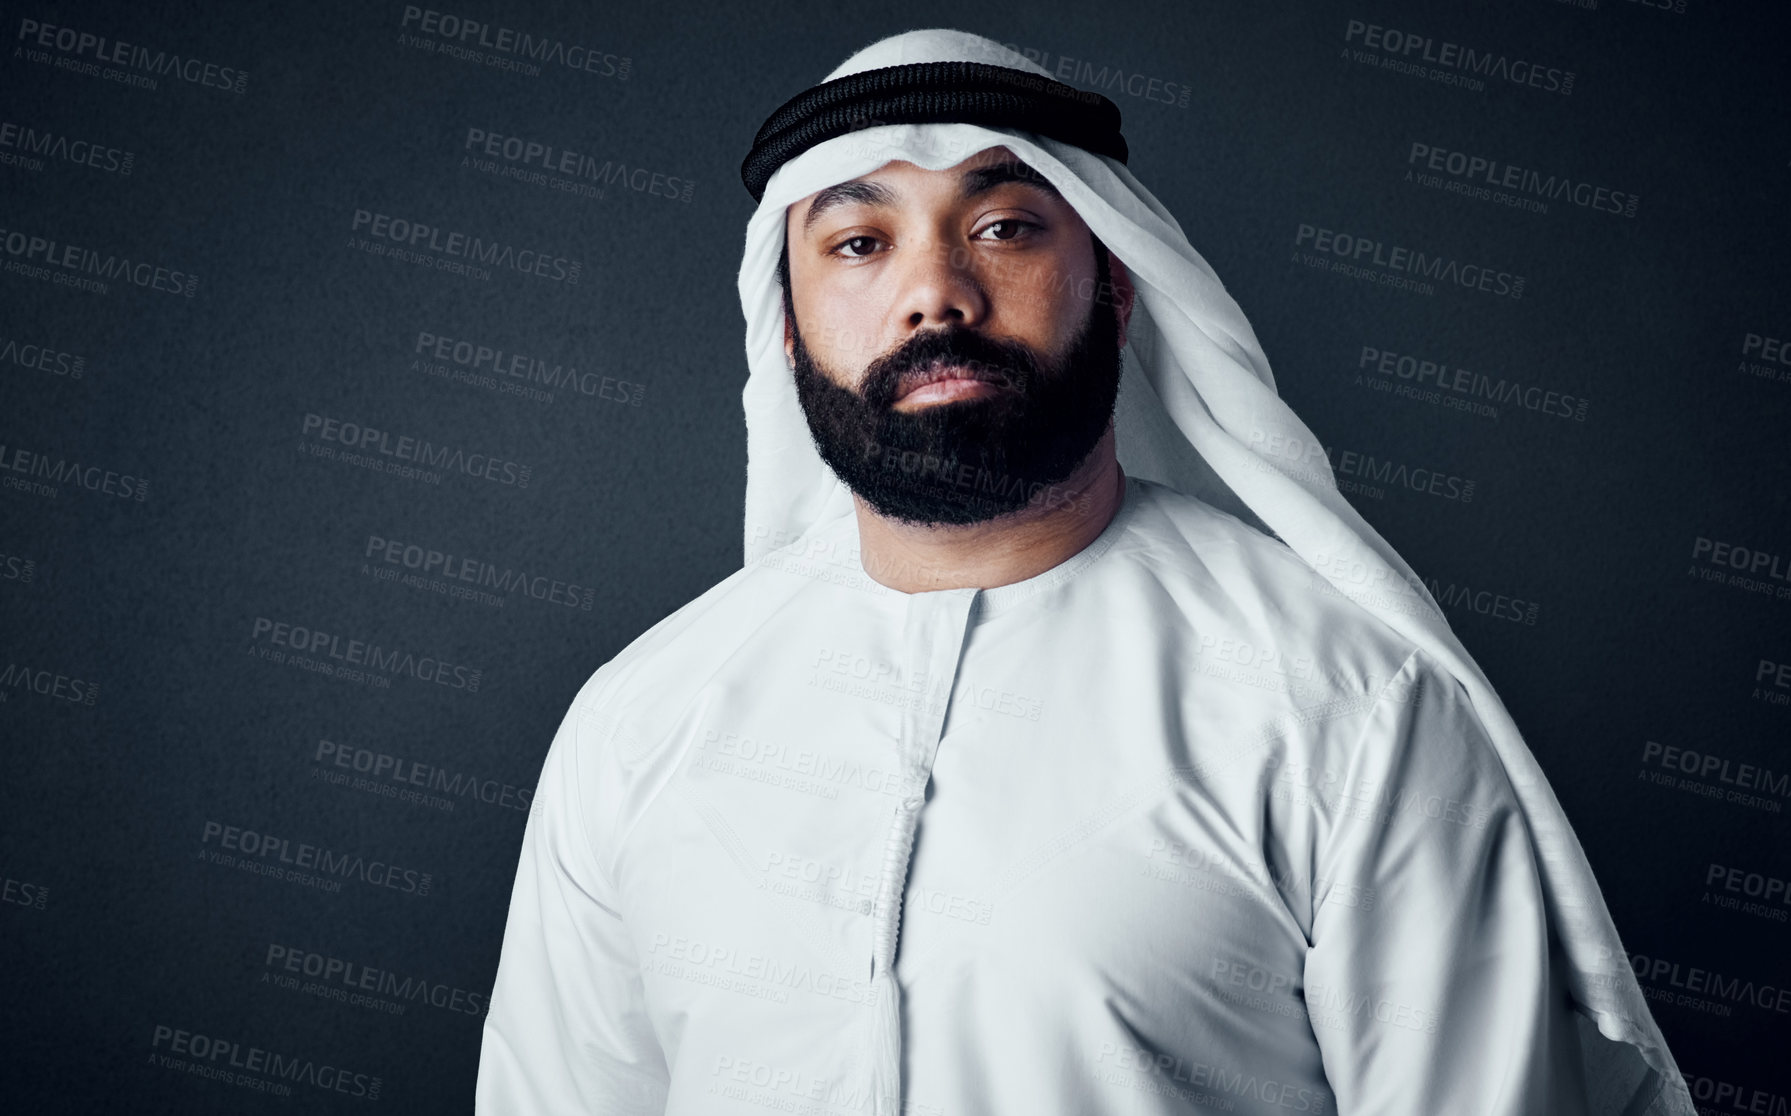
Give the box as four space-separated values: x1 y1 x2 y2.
895 239 988 331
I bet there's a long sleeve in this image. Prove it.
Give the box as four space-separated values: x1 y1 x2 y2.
476 692 670 1115
1303 650 1593 1115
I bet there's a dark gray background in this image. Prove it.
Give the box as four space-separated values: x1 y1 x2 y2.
3 0 1787 1110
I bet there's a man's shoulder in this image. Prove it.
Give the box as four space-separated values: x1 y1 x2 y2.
1125 489 1500 802
1124 479 1422 695
570 565 766 712
564 526 852 730
1129 476 1335 578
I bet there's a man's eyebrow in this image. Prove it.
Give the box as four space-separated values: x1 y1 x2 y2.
801 180 899 235
958 160 1063 204
799 159 1062 236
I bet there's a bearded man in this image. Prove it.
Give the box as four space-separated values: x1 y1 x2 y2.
475 28 1691 1116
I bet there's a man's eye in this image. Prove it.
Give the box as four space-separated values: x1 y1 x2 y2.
975 220 1038 242
832 236 883 258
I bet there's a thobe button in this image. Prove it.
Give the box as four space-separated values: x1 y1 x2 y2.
901 796 922 812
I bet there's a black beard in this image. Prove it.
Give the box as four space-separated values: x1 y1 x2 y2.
788 250 1124 527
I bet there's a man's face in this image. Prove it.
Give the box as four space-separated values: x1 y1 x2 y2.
782 145 1133 526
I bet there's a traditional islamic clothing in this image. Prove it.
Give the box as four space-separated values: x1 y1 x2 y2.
475 28 1693 1116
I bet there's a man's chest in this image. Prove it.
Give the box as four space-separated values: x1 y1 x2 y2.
615 618 1341 1079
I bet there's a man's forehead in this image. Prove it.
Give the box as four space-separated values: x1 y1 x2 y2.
788 146 1063 234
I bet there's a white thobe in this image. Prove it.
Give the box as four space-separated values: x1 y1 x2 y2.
476 474 1601 1115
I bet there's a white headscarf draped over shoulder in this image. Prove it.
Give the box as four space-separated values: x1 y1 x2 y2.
736 28 1691 1116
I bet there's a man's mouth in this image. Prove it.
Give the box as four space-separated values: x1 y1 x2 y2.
892 361 1010 406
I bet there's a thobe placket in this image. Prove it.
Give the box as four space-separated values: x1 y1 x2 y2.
865 585 980 1116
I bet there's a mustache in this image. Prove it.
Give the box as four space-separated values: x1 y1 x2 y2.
859 326 1043 410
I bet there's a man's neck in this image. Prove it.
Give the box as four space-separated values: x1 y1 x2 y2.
852 431 1126 594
